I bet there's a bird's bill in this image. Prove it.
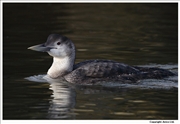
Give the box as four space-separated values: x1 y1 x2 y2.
28 44 51 52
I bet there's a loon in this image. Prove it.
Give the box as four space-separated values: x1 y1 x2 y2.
28 34 175 84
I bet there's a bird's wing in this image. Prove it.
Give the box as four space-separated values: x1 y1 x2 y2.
73 60 140 78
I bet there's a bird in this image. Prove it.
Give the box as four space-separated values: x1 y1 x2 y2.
28 34 175 84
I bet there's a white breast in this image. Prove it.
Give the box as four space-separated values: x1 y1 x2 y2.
47 57 74 78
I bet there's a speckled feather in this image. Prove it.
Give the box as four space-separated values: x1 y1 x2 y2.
64 60 175 84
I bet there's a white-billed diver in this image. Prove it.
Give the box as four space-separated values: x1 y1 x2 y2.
28 34 175 84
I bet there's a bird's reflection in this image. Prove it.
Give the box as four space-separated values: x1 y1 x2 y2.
47 80 76 119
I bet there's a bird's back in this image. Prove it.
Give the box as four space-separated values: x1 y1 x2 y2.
64 60 175 84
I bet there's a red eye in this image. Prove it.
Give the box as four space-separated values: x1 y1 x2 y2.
57 42 61 45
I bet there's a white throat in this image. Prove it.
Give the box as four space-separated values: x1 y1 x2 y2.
47 57 74 78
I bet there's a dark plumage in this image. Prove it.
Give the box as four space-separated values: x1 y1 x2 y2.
64 60 175 84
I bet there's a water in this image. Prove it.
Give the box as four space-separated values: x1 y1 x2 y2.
3 3 178 120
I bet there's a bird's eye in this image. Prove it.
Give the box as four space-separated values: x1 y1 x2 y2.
57 42 61 45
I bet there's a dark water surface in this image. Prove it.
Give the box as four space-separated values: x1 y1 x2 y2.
3 3 178 119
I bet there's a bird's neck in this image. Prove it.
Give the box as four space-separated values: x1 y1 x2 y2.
47 56 74 78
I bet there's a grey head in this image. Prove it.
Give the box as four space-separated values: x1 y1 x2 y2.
28 34 75 58
28 34 76 78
